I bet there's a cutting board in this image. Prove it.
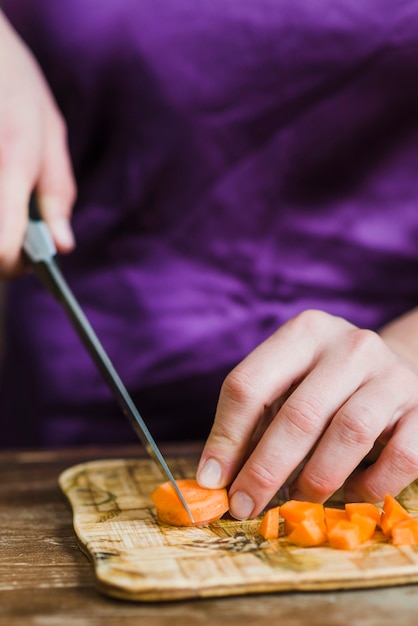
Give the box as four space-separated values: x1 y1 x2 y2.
59 457 418 602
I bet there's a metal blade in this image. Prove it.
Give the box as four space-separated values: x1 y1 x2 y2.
23 218 194 524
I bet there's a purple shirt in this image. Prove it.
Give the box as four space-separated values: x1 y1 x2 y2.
1 1 418 447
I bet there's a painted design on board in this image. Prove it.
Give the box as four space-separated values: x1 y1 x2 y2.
59 458 418 601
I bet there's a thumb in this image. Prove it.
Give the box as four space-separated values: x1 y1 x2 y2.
37 194 76 252
36 107 77 253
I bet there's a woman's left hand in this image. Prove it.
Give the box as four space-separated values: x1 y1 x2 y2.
197 309 418 519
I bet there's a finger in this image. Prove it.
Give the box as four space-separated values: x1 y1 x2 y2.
0 149 33 276
209 324 395 519
343 409 418 502
37 103 76 253
289 374 406 503
226 345 375 519
197 311 333 490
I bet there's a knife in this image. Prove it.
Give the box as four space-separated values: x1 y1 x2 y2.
22 197 194 524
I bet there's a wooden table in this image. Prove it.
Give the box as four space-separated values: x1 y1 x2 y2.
1 443 418 626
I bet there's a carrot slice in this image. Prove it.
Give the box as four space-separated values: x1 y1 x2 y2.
380 495 411 536
327 520 363 550
258 506 280 539
345 502 381 525
324 507 347 532
287 518 327 547
391 518 418 546
151 479 229 526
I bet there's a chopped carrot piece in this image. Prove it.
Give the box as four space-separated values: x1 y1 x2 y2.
281 501 327 547
345 502 380 525
349 512 377 543
258 506 280 539
380 495 411 536
281 500 326 537
287 518 327 547
257 494 416 550
392 519 418 546
151 479 229 526
324 507 347 532
280 500 325 524
283 518 297 535
327 520 363 550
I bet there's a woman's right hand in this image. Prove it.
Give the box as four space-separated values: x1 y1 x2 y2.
0 11 76 277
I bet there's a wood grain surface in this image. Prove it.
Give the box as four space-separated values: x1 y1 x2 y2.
3 444 418 626
59 456 418 602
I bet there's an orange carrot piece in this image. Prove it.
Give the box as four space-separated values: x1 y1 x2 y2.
345 502 381 525
280 500 325 524
281 500 326 538
151 479 229 527
283 519 297 535
327 520 363 550
349 513 377 543
380 494 411 537
287 518 327 547
391 519 418 546
258 506 280 539
324 507 347 532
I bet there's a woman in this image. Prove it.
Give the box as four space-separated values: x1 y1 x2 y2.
1 1 418 520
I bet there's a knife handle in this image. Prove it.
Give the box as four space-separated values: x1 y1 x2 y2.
25 194 56 262
23 195 59 298
23 218 57 264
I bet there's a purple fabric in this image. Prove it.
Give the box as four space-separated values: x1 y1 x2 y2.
1 1 418 447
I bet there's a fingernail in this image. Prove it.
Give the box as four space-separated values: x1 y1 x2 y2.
229 491 255 520
51 217 75 250
197 458 223 488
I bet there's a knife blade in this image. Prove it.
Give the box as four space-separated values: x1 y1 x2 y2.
22 198 194 524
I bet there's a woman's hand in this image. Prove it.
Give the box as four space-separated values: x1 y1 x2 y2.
197 309 418 519
0 11 76 277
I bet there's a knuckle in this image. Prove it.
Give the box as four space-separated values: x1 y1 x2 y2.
245 459 278 491
346 328 382 362
335 406 376 447
221 368 260 407
390 442 418 476
209 422 245 451
282 396 323 438
300 470 338 501
45 177 77 208
287 308 330 336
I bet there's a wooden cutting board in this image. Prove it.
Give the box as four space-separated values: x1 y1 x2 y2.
59 457 418 602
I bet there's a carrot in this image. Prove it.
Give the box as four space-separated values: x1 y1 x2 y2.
380 494 411 536
280 500 325 525
151 479 229 526
349 512 377 543
258 506 280 539
345 502 381 525
391 518 418 546
287 518 327 547
281 500 327 546
343 503 379 543
258 494 415 550
328 520 363 550
324 507 347 532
